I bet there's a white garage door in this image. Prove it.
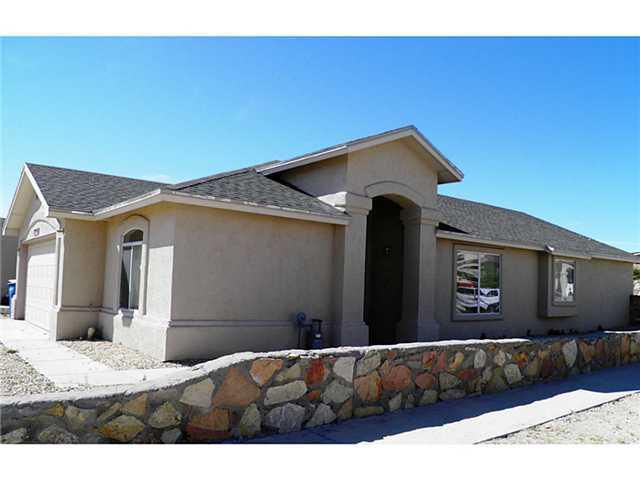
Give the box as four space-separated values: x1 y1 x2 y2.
25 240 56 331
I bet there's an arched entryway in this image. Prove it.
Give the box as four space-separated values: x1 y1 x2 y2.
362 181 430 346
364 196 405 345
331 181 440 347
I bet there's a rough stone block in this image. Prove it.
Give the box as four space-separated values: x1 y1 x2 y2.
562 340 578 368
212 367 260 408
381 365 413 392
0 428 28 444
264 380 307 405
439 372 460 390
322 380 353 405
305 403 336 428
98 415 145 443
388 393 402 412
415 372 437 390
250 358 284 386
265 403 306 433
419 390 438 405
504 364 523 385
355 371 382 402
186 408 231 441
333 357 356 382
38 425 79 444
238 404 261 438
122 394 147 417
148 402 182 429
474 349 487 369
356 352 382 376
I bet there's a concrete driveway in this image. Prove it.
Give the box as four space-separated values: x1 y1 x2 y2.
245 363 640 444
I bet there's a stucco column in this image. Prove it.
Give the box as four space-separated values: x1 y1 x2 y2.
399 206 440 341
12 244 28 320
54 229 64 308
330 192 372 346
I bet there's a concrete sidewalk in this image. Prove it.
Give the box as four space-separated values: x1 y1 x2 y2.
247 363 640 444
0 319 184 387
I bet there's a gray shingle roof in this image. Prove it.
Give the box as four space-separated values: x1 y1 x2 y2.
437 195 635 261
26 163 344 219
27 163 166 213
168 168 346 218
23 163 633 261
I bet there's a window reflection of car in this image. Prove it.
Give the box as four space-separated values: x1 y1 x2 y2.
456 286 501 313
456 287 477 311
554 283 574 301
479 288 500 312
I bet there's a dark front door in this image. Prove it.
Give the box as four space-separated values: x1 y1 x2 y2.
364 197 404 345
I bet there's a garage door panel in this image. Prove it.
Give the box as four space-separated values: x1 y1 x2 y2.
25 240 56 331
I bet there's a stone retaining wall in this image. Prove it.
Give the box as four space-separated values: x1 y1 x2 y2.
1 330 640 443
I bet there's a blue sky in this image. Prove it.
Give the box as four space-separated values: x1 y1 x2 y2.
1 37 638 251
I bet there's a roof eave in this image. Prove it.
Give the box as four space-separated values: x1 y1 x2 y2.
160 190 349 225
2 165 50 237
257 126 464 184
436 230 636 263
50 188 349 226
257 145 348 175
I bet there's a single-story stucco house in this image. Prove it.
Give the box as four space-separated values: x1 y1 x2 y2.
2 126 636 360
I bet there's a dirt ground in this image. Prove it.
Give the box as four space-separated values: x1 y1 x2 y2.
486 393 640 444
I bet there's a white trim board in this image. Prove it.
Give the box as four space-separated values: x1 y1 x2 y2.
49 189 350 226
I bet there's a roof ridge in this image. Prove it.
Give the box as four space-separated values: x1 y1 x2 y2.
169 167 255 190
26 162 168 186
270 125 417 166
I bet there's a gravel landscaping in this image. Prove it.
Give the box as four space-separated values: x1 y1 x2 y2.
486 393 640 444
60 340 203 370
0 342 80 397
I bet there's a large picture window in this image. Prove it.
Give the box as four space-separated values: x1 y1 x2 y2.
119 229 143 310
455 249 501 315
553 258 575 303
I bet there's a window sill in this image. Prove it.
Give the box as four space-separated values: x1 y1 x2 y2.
552 301 577 308
452 314 504 323
118 308 138 318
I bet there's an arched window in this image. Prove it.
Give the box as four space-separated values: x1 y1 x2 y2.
120 229 144 309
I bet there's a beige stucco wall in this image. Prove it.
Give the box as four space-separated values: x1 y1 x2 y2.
99 204 177 359
276 139 443 347
19 196 59 243
435 238 633 339
52 219 107 339
167 203 336 359
0 220 18 299
578 257 633 324
277 139 438 210
102 204 176 320
98 201 338 360
60 220 105 308
346 139 438 208
276 154 348 198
